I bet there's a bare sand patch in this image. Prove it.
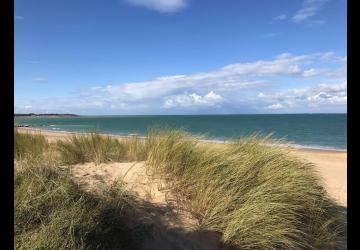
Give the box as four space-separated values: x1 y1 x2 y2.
291 149 347 207
69 161 225 249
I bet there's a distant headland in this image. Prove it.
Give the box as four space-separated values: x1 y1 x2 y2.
14 113 80 118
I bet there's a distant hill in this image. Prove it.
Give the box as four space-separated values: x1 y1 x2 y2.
14 113 80 117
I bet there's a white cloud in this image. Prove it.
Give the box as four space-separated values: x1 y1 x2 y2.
260 81 347 110
125 0 187 13
15 97 130 114
302 68 328 77
16 52 347 114
318 51 346 63
164 91 224 109
292 0 327 23
266 103 284 110
317 82 347 93
306 92 347 105
96 55 312 102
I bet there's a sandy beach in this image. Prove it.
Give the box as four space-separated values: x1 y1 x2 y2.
16 127 347 207
291 148 347 207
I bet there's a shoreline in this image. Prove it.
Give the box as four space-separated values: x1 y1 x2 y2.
15 127 347 153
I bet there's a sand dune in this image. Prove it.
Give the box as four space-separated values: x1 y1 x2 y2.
15 128 347 248
17 127 347 207
70 161 226 249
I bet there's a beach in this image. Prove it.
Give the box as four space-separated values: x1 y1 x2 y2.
291 148 347 206
17 127 347 207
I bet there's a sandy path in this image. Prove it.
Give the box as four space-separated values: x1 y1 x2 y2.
70 161 224 249
70 162 178 212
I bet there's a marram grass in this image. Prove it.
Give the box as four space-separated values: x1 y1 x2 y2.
145 130 346 249
14 129 48 162
14 163 142 250
56 133 147 165
14 131 147 249
14 129 346 249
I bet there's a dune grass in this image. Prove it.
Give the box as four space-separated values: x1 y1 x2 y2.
14 129 63 168
14 132 147 250
14 129 49 162
56 133 147 165
145 130 346 249
15 129 346 249
14 163 143 250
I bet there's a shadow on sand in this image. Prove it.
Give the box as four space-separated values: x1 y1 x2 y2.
77 193 347 250
130 199 235 250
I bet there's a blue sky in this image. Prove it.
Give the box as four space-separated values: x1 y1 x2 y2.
15 0 347 114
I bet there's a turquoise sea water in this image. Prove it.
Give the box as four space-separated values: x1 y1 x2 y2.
14 114 347 150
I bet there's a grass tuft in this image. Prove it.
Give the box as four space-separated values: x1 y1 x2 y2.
14 129 49 162
57 133 147 165
14 163 141 250
15 129 346 249
145 130 346 249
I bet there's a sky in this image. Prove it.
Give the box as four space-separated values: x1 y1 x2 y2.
14 0 347 115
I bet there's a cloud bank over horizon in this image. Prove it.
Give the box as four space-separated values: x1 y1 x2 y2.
15 52 347 115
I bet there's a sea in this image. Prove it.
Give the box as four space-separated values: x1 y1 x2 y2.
14 114 347 151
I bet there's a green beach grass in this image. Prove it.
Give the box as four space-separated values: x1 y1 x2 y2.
14 129 346 249
145 130 346 249
14 129 49 163
56 133 147 165
14 131 146 249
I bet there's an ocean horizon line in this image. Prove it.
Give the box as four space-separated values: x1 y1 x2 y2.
15 113 347 117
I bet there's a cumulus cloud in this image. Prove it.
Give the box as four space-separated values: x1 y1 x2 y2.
125 0 187 13
163 91 224 109
318 52 347 63
302 68 328 77
260 81 347 110
306 92 346 105
87 52 337 106
292 0 327 23
266 103 284 110
16 52 347 114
